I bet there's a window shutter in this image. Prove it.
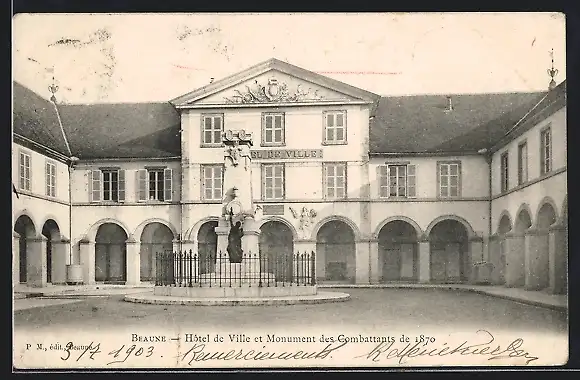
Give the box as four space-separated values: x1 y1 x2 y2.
91 170 102 202
407 164 416 198
164 168 173 201
118 169 126 202
137 169 147 201
385 165 391 198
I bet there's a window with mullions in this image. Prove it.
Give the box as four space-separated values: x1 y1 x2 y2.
201 114 224 146
438 161 461 198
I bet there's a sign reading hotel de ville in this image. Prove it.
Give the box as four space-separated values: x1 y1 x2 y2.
250 149 323 160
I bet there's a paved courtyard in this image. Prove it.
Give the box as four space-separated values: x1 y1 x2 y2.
14 288 567 334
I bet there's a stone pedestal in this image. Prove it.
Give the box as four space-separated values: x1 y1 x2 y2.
524 228 549 290
125 238 140 286
80 240 96 285
242 217 260 255
355 241 370 284
548 223 567 294
418 238 430 283
215 217 230 256
27 235 48 288
51 239 70 284
504 233 525 287
13 232 20 287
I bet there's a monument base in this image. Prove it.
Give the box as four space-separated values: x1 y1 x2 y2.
153 284 317 298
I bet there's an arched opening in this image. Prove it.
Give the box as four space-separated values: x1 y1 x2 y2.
561 199 568 294
140 223 174 281
497 214 512 285
378 220 419 282
515 208 532 233
14 215 36 283
429 219 469 283
41 219 60 284
316 220 356 283
95 223 127 283
259 221 294 281
197 221 218 274
537 203 557 229
534 203 557 290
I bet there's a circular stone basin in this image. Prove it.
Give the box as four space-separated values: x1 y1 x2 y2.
124 290 350 306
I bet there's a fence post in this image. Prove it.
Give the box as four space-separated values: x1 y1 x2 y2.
310 250 316 286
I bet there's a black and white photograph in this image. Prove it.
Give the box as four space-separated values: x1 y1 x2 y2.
12 12 568 369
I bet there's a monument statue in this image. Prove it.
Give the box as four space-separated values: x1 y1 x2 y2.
227 208 244 263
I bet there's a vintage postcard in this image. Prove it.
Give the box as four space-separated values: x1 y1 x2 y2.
12 12 567 369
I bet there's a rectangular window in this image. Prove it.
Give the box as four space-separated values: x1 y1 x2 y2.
201 165 223 201
379 164 416 198
500 152 509 193
148 170 164 201
323 111 347 144
540 126 552 175
324 163 347 199
45 161 56 197
262 164 285 200
19 151 31 191
201 114 224 146
91 169 125 202
262 113 285 146
102 170 119 202
438 161 461 198
518 142 528 185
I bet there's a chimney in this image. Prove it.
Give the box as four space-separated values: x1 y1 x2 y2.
445 95 453 112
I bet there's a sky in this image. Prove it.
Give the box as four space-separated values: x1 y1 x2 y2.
12 13 566 104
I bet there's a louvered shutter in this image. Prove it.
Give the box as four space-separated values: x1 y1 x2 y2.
90 170 102 202
407 164 416 198
118 169 126 202
137 169 147 201
164 168 173 201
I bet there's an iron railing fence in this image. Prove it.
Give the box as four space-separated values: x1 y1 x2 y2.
155 250 316 288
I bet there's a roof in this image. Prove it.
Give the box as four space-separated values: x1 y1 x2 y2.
369 91 548 154
170 58 381 107
58 102 180 159
13 82 70 155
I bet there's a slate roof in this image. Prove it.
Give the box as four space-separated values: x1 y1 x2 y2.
369 91 548 154
13 82 70 155
13 76 566 160
58 102 180 159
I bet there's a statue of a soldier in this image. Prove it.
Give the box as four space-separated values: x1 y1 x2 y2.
227 208 244 263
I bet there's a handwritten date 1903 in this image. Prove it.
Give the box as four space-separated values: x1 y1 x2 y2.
59 341 154 365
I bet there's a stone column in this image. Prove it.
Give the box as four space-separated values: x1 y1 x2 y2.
469 236 489 284
524 228 550 290
50 238 70 285
418 235 430 283
80 239 96 285
488 234 501 285
294 240 316 285
369 239 380 284
355 240 370 284
13 231 20 287
316 241 325 281
125 236 140 286
504 232 525 287
27 234 48 288
548 223 567 294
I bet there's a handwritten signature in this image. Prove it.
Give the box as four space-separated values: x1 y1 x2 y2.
355 330 539 365
178 341 348 364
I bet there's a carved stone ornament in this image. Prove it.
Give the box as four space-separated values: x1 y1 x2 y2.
289 206 318 239
224 77 324 104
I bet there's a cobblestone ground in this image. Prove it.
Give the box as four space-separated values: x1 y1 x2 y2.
13 288 567 335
